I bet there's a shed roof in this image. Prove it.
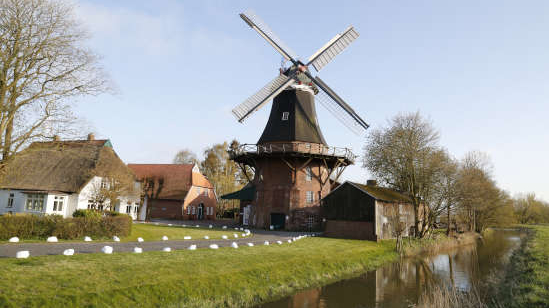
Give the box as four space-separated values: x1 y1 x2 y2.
0 139 130 193
220 184 255 201
349 182 412 203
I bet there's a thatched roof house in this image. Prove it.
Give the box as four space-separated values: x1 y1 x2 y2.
0 135 140 219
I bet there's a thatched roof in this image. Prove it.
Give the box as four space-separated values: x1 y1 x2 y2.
0 139 133 193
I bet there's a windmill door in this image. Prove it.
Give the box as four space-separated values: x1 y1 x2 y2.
243 205 251 226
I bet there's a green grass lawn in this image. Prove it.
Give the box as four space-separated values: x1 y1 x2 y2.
122 223 248 242
503 225 549 307
3 223 247 244
0 237 397 307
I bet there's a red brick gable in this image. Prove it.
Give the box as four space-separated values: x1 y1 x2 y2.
127 164 213 200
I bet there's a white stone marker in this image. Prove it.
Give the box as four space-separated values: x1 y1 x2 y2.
247 243 254 247
276 241 283 245
209 225 213 229
63 249 74 256
264 241 270 245
240 228 244 231
8 237 19 243
188 245 197 250
231 242 239 248
233 233 238 238
101 246 113 254
113 236 120 242
184 236 192 240
270 225 274 230
84 236 92 242
133 247 143 253
137 237 144 242
162 236 169 241
162 247 172 252
46 236 58 243
195 225 200 228
209 244 219 249
241 233 246 237
154 223 159 225
204 236 209 240
222 235 228 240
244 229 250 233
168 224 173 226
16 251 29 259
222 226 227 229
287 239 292 243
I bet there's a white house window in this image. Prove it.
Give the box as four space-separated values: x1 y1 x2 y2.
305 167 313 182
134 205 139 213
100 179 108 189
6 193 14 208
87 200 94 210
25 194 45 211
126 205 131 214
306 191 314 204
282 112 289 121
187 206 191 215
307 215 315 229
53 196 65 211
98 203 104 211
191 206 196 215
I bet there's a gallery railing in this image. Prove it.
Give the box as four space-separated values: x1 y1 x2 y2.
229 143 356 162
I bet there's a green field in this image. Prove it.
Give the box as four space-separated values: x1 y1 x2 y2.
3 223 246 244
0 237 397 307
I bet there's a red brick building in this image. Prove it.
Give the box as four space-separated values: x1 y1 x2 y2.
128 164 216 220
224 88 354 231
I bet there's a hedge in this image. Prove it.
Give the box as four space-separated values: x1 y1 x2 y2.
0 214 132 240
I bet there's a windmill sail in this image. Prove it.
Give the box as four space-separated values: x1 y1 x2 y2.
240 10 298 62
311 76 369 135
232 74 296 122
307 26 359 72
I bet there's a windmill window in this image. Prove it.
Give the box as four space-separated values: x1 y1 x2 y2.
282 112 289 121
305 167 313 181
6 193 14 208
306 191 314 204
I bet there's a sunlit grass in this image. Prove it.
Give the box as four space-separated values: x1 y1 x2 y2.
0 238 397 307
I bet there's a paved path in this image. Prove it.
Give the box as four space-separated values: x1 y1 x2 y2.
0 229 314 258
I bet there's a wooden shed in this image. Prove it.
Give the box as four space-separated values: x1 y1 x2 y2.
321 180 416 241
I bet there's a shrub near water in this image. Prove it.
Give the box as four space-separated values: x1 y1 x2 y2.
0 213 132 240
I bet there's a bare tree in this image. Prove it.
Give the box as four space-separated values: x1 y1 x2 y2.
363 111 442 237
0 0 111 167
172 149 198 165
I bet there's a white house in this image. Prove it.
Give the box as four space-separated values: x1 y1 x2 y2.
0 134 141 219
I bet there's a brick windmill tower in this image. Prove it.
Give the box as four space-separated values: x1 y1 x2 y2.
223 10 369 231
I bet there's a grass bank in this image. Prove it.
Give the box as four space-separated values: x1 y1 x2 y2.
0 238 397 307
402 231 479 257
497 225 549 307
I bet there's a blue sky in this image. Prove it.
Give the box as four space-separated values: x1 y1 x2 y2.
73 0 549 201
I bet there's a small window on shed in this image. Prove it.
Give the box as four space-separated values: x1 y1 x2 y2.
282 112 289 121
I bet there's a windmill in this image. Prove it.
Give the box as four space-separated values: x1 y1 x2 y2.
222 10 368 231
232 9 369 135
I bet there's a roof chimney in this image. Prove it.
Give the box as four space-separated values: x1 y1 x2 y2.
53 135 60 141
87 133 95 141
366 179 377 186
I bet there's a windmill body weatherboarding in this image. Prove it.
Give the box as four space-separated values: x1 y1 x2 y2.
223 10 369 231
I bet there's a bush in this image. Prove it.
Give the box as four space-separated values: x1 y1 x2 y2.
0 214 132 240
72 209 102 219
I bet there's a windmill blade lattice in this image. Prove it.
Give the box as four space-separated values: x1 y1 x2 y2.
240 10 298 62
232 74 296 122
307 26 359 72
312 76 369 136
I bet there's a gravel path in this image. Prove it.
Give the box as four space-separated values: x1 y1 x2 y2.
0 230 309 258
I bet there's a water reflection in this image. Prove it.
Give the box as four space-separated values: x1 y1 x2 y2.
259 230 522 308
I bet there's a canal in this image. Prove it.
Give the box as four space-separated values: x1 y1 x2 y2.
259 229 523 308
